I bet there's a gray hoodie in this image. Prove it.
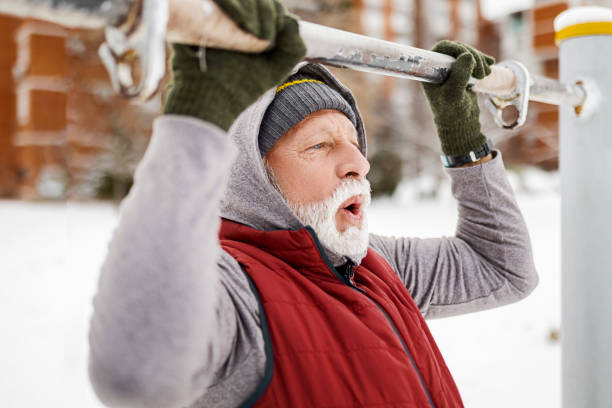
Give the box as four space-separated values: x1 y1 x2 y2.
88 63 538 408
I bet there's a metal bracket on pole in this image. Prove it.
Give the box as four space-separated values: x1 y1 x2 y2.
98 0 169 100
482 60 531 130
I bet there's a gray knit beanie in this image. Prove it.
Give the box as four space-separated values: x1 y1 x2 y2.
258 74 358 157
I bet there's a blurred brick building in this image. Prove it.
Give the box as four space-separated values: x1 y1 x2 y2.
2 0 610 200
474 0 611 169
0 15 156 200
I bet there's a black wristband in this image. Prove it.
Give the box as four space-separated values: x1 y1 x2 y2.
440 139 493 168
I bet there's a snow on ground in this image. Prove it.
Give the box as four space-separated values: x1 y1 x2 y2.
0 168 560 407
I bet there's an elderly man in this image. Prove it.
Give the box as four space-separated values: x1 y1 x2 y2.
88 1 538 407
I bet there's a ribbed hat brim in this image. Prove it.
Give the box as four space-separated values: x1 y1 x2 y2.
258 74 358 157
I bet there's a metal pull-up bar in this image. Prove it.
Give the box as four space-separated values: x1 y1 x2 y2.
297 20 586 129
299 21 586 106
0 0 589 129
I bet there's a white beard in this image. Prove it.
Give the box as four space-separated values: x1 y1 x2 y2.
286 178 372 258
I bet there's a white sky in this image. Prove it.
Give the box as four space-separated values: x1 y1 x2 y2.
481 0 535 20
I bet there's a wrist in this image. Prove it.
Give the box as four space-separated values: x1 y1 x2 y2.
457 152 493 167
440 139 493 168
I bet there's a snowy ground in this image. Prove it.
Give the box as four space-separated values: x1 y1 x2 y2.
0 168 560 408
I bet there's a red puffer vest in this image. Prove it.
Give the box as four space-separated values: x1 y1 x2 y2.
219 219 463 408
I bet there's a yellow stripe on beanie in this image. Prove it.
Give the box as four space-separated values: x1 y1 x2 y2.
276 79 324 93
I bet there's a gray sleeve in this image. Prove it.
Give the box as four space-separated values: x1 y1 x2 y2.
88 116 263 408
369 151 538 319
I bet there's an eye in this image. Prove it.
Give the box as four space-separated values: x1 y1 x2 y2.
310 142 325 150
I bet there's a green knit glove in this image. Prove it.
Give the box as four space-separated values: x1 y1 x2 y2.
163 0 306 131
422 40 495 157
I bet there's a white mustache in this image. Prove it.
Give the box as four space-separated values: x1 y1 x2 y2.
287 178 371 257
289 178 371 225
330 178 372 213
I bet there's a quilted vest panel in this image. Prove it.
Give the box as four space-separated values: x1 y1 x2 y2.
219 219 463 408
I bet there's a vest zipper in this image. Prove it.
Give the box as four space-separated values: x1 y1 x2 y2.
344 264 435 408
305 227 436 408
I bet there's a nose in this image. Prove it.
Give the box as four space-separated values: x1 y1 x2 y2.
336 141 370 180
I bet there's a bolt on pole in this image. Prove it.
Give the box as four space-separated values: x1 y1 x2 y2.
556 6 612 408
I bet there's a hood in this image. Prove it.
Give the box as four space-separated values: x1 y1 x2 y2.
220 62 368 267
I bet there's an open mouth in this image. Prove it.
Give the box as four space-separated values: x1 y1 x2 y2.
344 202 361 215
339 195 365 218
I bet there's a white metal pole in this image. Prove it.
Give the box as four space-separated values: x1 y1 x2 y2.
555 7 612 408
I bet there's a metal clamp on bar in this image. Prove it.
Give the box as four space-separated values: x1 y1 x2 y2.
482 60 530 130
98 0 169 99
